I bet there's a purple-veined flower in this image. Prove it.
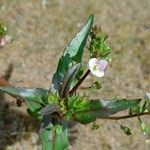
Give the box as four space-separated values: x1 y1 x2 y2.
88 58 108 77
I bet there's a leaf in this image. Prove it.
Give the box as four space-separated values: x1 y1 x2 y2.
140 122 149 135
0 86 48 112
59 63 81 98
40 123 69 150
72 98 141 124
138 118 149 135
119 124 132 136
27 108 43 120
40 104 60 115
51 15 94 93
0 24 7 36
129 103 141 114
63 15 94 62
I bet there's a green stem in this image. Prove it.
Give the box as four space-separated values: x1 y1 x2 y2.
101 112 150 120
69 70 90 96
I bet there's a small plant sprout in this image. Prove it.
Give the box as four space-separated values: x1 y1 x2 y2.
88 58 107 77
0 15 150 150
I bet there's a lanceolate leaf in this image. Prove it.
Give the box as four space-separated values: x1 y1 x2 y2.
40 123 69 150
40 104 60 115
63 15 94 62
72 99 141 124
0 86 48 111
59 63 81 98
51 15 94 93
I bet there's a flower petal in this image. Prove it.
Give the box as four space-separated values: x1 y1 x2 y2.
88 58 107 77
88 58 98 69
98 60 108 70
92 69 105 77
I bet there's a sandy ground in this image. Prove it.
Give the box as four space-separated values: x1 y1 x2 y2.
0 0 150 149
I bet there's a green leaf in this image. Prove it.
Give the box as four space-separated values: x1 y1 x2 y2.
0 24 8 36
59 63 81 98
72 98 141 124
63 15 94 63
40 104 60 115
129 103 141 114
0 86 48 112
138 118 149 135
27 108 43 120
51 15 94 93
40 123 69 150
120 124 132 136
140 122 149 135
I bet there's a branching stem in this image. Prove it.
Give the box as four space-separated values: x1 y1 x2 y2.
101 112 150 120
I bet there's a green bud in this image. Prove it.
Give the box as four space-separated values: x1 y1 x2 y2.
0 24 8 36
120 125 132 136
140 122 149 135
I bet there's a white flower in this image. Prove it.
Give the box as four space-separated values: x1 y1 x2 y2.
88 58 108 77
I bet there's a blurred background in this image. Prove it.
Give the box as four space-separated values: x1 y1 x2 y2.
0 0 150 149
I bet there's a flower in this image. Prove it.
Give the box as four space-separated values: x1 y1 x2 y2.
0 35 12 46
88 58 107 77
